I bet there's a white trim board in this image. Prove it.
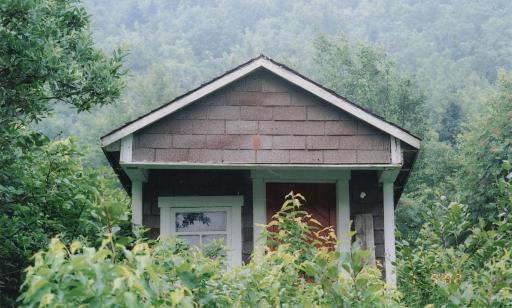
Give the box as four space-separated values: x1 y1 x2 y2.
101 56 421 149
121 161 403 170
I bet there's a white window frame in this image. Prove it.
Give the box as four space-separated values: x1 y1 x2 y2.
158 196 243 267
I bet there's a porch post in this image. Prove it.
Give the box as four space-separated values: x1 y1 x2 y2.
383 180 396 287
336 173 351 255
159 207 172 237
252 177 266 256
131 180 143 225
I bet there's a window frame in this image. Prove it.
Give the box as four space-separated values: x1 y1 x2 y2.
158 196 243 266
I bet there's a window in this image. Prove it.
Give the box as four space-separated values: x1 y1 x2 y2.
158 196 243 266
173 208 230 247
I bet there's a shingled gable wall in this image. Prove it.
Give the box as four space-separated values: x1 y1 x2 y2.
132 69 392 164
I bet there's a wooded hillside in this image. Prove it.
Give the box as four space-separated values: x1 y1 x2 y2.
2 1 511 306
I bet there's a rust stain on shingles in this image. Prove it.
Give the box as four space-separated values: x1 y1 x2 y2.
252 137 262 149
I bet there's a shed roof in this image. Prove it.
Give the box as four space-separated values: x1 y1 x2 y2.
101 55 421 149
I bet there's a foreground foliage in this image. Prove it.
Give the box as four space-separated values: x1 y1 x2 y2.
398 164 512 307
0 136 131 305
19 193 400 307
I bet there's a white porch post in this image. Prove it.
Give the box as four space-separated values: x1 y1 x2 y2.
131 180 143 225
159 207 172 237
336 175 351 255
120 134 146 227
252 178 266 256
383 180 396 287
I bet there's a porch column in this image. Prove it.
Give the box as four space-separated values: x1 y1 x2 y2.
252 178 266 256
160 207 172 237
131 180 143 225
383 180 396 287
336 174 351 255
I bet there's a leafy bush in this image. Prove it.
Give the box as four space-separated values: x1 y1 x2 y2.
397 164 512 307
19 192 401 307
0 135 131 306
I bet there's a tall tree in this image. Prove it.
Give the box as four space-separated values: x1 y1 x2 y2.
439 101 463 145
0 0 125 305
313 34 427 136
458 69 512 218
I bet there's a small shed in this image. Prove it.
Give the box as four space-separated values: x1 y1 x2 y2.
101 55 420 286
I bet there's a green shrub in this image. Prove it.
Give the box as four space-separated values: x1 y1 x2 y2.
19 192 401 307
0 135 131 305
397 166 512 307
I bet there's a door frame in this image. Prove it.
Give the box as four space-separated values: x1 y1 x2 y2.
250 169 351 255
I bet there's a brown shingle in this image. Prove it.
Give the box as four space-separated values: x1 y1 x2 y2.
272 106 306 120
223 150 256 163
226 120 258 134
256 150 290 163
173 135 206 148
324 150 357 164
273 136 306 149
290 150 322 163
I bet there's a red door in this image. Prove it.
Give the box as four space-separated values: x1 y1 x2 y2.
266 183 337 235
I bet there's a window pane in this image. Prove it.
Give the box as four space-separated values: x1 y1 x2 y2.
175 211 227 232
202 234 227 245
177 235 200 246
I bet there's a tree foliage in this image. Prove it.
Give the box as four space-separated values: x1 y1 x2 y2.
0 0 126 305
0 0 124 124
0 135 131 306
314 34 427 136
398 165 512 307
457 70 512 218
439 102 464 145
19 193 400 307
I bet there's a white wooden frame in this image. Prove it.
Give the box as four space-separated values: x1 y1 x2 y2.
250 169 351 255
158 196 243 267
379 169 400 288
101 56 420 149
171 206 232 259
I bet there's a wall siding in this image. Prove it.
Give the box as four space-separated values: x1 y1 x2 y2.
133 69 391 164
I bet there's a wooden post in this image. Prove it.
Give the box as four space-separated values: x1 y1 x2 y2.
354 214 376 266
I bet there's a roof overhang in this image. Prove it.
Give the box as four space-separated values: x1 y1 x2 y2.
101 55 421 149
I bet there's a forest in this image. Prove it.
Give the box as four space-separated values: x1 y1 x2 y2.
1 0 511 306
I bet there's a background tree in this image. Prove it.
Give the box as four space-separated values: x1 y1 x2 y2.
439 101 464 145
313 34 427 136
457 69 512 219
